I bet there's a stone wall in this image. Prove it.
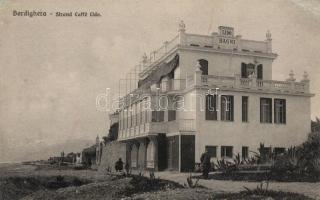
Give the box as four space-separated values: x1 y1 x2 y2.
98 141 128 172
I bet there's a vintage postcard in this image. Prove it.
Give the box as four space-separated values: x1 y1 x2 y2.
0 0 319 199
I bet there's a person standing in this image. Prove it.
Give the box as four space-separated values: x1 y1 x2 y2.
200 150 211 179
115 158 124 172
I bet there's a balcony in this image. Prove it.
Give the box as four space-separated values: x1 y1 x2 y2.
200 75 309 94
118 119 196 141
167 119 196 133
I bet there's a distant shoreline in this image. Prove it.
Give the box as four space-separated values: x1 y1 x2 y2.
0 161 21 164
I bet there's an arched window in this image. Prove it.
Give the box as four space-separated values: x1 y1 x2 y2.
198 59 208 75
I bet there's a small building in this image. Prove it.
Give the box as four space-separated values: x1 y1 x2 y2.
65 152 77 163
82 144 97 166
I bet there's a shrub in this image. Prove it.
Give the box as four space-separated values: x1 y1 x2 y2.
215 159 237 174
272 150 298 175
185 173 200 188
299 131 320 174
243 181 269 196
72 177 84 186
270 132 320 180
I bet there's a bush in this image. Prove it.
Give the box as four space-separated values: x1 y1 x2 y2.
272 153 298 175
215 159 238 174
299 131 320 174
270 132 320 180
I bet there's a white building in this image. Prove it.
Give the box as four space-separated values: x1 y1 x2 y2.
116 22 314 172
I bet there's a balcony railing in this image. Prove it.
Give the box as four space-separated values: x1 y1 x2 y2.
167 119 196 133
241 39 268 53
185 34 213 47
140 31 272 78
118 119 196 140
201 75 309 93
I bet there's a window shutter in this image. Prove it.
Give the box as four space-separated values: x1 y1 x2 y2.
274 99 277 123
257 64 263 79
269 99 272 123
241 63 247 78
260 99 263 122
283 100 286 124
231 96 234 121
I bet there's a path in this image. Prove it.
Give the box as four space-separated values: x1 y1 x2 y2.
134 171 320 199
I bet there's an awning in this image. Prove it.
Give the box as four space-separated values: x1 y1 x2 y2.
138 54 179 88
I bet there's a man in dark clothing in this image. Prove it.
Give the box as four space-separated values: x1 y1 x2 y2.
200 150 211 179
115 158 124 172
125 163 130 175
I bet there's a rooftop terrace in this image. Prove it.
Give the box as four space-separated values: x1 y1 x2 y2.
138 22 275 79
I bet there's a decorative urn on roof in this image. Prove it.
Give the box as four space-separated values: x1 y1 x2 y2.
179 20 186 32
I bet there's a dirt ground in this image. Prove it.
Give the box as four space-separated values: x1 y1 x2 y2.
0 163 318 200
146 171 320 199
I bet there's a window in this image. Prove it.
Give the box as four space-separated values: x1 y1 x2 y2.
242 96 249 122
198 59 208 75
260 98 272 123
241 63 263 79
133 104 137 126
129 110 132 128
145 110 148 123
259 147 272 162
205 146 217 158
241 63 254 78
168 110 176 121
221 95 234 121
136 102 140 125
221 146 233 158
274 99 286 124
257 64 263 79
151 111 164 122
242 146 249 160
205 95 217 120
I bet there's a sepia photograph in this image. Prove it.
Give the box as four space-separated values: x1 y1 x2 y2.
0 0 320 199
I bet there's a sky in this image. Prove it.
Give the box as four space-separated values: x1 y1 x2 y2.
0 0 320 162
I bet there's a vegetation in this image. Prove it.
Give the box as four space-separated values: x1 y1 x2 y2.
211 189 314 200
108 122 119 141
213 180 313 199
270 131 320 181
185 173 201 188
101 122 119 145
119 174 183 197
208 131 320 182
243 181 270 196
0 175 91 200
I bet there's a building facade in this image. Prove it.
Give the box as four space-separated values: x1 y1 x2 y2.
115 22 313 172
